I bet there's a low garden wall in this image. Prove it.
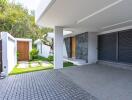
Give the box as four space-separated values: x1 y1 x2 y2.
1 32 17 76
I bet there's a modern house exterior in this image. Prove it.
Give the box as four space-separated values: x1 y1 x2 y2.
35 0 132 69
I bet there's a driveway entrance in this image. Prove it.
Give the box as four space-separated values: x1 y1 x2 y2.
0 70 97 100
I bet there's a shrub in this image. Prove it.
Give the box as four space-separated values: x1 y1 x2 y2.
47 56 54 62
30 48 39 60
17 51 19 58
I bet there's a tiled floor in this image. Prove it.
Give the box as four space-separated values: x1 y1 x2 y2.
60 64 132 100
0 70 97 100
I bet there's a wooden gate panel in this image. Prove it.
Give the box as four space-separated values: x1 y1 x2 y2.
17 41 29 61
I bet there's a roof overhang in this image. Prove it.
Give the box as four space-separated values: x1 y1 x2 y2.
36 0 132 33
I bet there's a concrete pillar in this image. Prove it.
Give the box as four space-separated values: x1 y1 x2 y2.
88 33 97 64
54 26 63 69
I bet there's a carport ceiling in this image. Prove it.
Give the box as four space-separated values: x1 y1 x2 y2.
37 0 132 32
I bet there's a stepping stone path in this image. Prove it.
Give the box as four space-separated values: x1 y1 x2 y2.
41 61 51 67
30 62 40 67
17 61 52 68
17 61 29 68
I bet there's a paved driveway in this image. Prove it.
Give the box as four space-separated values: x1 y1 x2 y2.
60 64 132 100
0 64 132 100
0 70 97 100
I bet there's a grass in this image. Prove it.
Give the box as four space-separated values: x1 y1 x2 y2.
63 62 74 67
9 64 53 75
9 56 75 75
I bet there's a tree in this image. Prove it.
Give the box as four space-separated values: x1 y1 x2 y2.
0 1 53 47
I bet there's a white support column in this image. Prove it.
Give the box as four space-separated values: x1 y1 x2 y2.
88 32 97 64
54 26 63 69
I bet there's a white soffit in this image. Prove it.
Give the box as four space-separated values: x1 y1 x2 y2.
77 0 123 24
36 0 132 33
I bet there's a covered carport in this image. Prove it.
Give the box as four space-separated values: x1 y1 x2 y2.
36 0 132 69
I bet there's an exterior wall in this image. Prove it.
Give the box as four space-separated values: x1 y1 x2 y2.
7 38 17 73
37 43 41 55
1 32 17 75
64 32 97 64
36 42 51 58
76 32 88 62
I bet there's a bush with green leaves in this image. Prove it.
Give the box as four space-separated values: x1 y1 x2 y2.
47 56 54 62
30 48 39 60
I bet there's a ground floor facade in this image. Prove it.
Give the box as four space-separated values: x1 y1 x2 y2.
63 27 132 69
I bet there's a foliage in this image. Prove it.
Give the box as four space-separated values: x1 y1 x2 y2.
17 51 19 58
30 55 54 62
63 62 74 67
30 48 39 60
47 56 54 62
0 1 53 45
30 56 48 61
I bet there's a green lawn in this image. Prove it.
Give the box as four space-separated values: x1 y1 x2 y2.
9 56 75 75
9 64 53 75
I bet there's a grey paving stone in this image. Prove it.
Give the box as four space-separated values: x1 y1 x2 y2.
0 70 97 100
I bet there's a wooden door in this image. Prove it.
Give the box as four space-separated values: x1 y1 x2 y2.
17 41 29 61
0 40 2 73
71 37 76 58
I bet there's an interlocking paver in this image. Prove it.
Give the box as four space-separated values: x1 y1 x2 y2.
0 70 97 100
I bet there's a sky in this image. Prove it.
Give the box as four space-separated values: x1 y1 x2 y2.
9 0 41 11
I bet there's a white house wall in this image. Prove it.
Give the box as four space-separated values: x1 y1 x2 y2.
37 43 41 55
41 44 50 58
37 42 51 58
63 41 68 58
7 38 17 73
1 32 17 75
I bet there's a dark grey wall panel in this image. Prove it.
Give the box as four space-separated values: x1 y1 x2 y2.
76 32 88 62
98 33 117 62
118 29 132 63
64 38 71 58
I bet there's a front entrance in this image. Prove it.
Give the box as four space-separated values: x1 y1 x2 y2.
17 41 29 61
0 40 2 73
70 37 76 58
